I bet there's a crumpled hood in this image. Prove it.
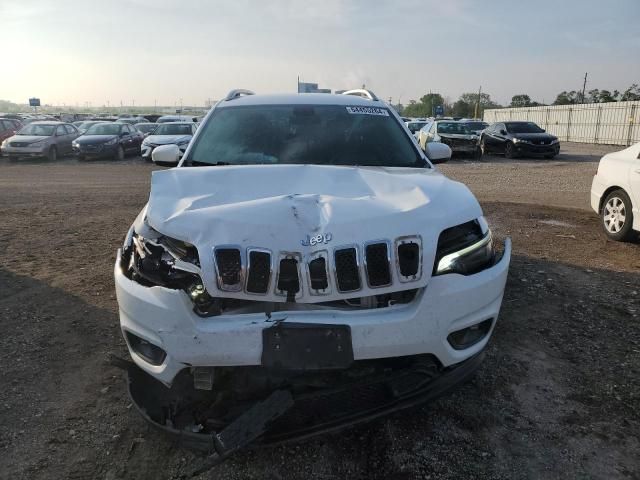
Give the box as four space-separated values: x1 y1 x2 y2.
145 134 191 145
145 164 482 300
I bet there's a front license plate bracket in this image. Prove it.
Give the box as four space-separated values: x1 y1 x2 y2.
262 323 354 370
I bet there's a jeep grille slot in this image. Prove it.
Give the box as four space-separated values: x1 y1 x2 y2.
246 250 271 294
398 242 420 278
308 257 329 291
365 243 391 287
215 248 243 290
334 248 361 292
277 258 300 294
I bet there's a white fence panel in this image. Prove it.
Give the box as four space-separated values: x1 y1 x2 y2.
483 101 640 146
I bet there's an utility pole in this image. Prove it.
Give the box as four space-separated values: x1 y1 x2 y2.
154 99 157 112
581 72 588 103
474 85 482 119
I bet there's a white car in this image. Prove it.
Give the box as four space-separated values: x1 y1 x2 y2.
591 142 640 241
115 89 511 452
140 121 197 160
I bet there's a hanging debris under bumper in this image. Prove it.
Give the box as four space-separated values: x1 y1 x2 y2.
122 351 485 461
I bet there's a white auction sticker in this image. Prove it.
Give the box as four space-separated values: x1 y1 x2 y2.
345 106 389 116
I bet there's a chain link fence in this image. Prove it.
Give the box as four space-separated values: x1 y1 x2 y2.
483 101 640 146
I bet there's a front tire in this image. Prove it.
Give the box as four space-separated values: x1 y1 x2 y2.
602 189 635 242
47 146 57 162
504 142 516 159
480 137 488 155
115 145 125 161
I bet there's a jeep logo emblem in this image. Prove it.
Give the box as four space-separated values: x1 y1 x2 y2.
301 233 333 247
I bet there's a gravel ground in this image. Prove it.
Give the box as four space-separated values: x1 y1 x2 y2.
0 143 638 480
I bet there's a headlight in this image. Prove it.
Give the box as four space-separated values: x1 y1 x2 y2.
512 137 529 144
176 139 190 146
72 141 79 148
550 138 559 144
434 219 494 275
142 139 150 146
104 137 118 146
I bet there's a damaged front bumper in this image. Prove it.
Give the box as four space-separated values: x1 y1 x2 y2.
123 350 485 455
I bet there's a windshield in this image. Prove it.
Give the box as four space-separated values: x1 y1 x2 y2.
17 124 56 136
85 123 122 135
463 122 488 131
185 105 422 167
506 122 544 134
153 124 193 135
437 122 472 135
136 124 157 133
78 121 101 130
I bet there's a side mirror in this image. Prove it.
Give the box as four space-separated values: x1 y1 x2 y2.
425 142 452 164
541 129 546 132
120 132 128 137
152 144 180 166
500 129 507 135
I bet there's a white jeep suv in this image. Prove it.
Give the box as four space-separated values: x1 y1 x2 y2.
114 89 511 453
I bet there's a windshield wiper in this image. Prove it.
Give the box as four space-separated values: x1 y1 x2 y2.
189 160 231 167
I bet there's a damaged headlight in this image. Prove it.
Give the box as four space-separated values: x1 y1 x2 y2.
434 219 494 275
122 224 220 316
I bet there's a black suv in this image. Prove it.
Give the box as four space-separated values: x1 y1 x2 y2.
480 121 560 158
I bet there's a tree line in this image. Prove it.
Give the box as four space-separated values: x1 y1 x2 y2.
398 83 640 118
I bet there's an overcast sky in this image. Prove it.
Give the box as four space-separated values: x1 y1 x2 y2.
1 0 639 107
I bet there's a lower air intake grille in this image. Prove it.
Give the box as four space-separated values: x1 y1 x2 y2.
335 248 360 292
246 251 271 294
398 243 420 278
365 243 391 287
215 248 242 287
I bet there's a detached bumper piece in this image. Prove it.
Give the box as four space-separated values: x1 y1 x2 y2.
125 351 485 466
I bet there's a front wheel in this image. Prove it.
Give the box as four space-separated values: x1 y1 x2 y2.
602 189 635 242
504 142 517 159
47 146 57 162
115 145 125 161
480 138 488 155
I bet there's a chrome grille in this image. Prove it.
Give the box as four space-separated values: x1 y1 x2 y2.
212 237 422 297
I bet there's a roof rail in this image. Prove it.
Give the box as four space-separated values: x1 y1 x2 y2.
341 89 379 101
224 89 255 101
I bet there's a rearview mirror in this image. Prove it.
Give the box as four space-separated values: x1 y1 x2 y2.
424 142 452 164
152 144 180 166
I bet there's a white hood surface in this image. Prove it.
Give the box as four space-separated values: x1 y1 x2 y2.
145 164 482 301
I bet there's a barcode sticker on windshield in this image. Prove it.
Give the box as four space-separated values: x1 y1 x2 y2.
346 106 389 116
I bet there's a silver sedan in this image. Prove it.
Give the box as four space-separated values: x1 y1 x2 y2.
1 121 80 161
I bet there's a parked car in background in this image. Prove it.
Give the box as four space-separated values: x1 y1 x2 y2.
590 142 640 241
141 121 197 160
134 123 158 137
0 117 23 143
480 121 560 159
156 115 197 123
1 121 79 160
460 120 489 136
405 119 429 137
72 122 143 160
116 117 147 125
75 120 106 135
418 120 481 157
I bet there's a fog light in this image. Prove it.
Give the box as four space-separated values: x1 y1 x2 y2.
125 332 166 365
447 319 493 350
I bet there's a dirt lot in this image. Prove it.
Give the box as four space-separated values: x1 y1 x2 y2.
1 143 639 480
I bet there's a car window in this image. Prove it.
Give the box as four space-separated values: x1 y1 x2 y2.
505 122 544 134
185 105 423 168
57 125 67 136
64 125 76 134
0 120 9 130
